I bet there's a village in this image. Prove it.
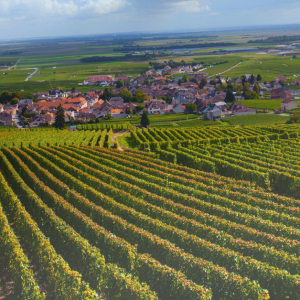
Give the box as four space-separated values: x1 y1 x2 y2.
0 63 300 128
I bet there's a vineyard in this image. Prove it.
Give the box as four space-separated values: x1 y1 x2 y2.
1 124 300 299
0 128 118 148
131 125 300 190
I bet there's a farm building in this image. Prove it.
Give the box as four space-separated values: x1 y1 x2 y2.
281 99 298 111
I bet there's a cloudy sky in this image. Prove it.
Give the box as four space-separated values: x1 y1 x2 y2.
1 0 300 40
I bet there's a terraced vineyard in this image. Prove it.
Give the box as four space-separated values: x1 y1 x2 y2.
1 139 300 299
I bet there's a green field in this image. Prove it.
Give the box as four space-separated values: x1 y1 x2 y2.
222 113 289 126
236 99 300 110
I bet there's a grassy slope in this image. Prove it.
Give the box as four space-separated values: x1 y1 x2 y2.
222 114 289 126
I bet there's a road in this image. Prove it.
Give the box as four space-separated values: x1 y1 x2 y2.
25 68 39 81
12 116 23 128
207 62 242 78
2 58 21 71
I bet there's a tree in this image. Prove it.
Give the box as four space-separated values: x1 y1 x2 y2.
235 84 243 93
186 103 197 112
116 80 124 88
244 91 259 100
12 91 23 99
126 107 133 114
105 114 112 120
249 74 256 85
141 111 150 127
253 82 261 95
135 104 145 112
241 75 247 85
161 96 173 104
257 74 262 81
103 87 113 100
225 90 236 103
199 78 208 89
210 79 216 86
226 84 234 91
0 91 12 104
286 113 300 124
10 98 19 105
134 90 150 103
279 79 286 87
189 78 198 85
243 82 251 92
119 90 133 102
144 79 151 86
293 55 297 59
55 104 66 129
119 89 133 103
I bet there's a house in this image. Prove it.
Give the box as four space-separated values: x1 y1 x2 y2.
180 82 198 89
83 75 113 85
281 99 298 111
0 104 3 113
203 102 228 120
43 112 55 125
182 66 193 73
228 103 256 116
143 100 168 115
234 78 243 85
18 99 33 106
173 92 194 105
109 97 124 106
29 116 46 127
77 112 96 121
235 96 245 100
173 104 185 113
203 95 223 105
270 89 294 100
36 92 49 98
163 66 172 73
203 84 215 91
276 75 286 82
0 110 13 126
66 98 87 108
3 104 17 116
172 68 182 74
215 76 226 85
204 106 222 120
288 89 300 96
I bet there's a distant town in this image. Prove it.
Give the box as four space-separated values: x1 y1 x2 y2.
1 60 300 128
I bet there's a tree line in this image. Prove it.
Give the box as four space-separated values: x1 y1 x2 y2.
113 42 237 52
248 35 300 44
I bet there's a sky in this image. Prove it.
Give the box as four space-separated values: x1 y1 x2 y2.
1 0 300 40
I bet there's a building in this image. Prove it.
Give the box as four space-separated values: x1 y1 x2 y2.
0 111 13 126
18 99 33 106
84 75 113 85
228 103 256 116
204 106 222 120
270 89 294 100
281 99 298 111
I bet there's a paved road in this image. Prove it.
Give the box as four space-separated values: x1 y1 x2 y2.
25 68 39 81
